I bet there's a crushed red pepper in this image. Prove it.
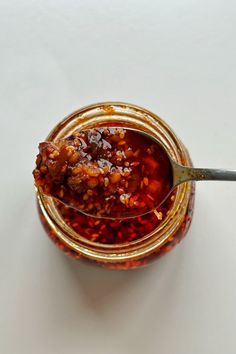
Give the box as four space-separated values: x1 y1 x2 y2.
33 127 173 218
37 183 195 264
56 193 175 244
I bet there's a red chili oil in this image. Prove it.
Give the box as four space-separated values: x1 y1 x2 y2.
34 125 194 267
33 127 173 219
55 191 174 244
34 103 195 269
37 183 195 268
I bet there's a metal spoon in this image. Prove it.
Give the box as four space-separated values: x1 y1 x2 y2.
70 133 236 219
139 130 236 210
171 161 236 187
37 129 236 219
97 132 236 219
72 150 236 219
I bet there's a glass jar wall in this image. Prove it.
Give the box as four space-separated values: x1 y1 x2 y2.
36 102 195 269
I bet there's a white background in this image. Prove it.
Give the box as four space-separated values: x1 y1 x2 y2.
1 1 236 353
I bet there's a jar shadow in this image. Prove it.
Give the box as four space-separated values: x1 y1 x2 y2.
58 246 188 315
33 226 191 332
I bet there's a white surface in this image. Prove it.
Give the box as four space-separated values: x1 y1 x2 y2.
1 1 236 353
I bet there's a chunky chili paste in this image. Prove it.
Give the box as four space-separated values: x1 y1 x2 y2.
33 127 172 219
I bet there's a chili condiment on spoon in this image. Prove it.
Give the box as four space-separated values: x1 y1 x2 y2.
33 127 236 219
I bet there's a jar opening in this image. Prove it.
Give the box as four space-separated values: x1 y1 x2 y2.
37 102 193 261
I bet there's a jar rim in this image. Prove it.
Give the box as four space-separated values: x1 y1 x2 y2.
37 102 192 261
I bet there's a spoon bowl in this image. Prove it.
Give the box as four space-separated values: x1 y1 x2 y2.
34 128 236 220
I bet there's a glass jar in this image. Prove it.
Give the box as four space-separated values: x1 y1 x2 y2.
36 102 195 269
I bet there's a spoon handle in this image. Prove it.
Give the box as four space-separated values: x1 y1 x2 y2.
173 163 236 186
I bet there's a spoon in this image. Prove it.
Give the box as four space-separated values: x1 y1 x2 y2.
110 131 236 218
141 131 236 206
34 128 236 219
